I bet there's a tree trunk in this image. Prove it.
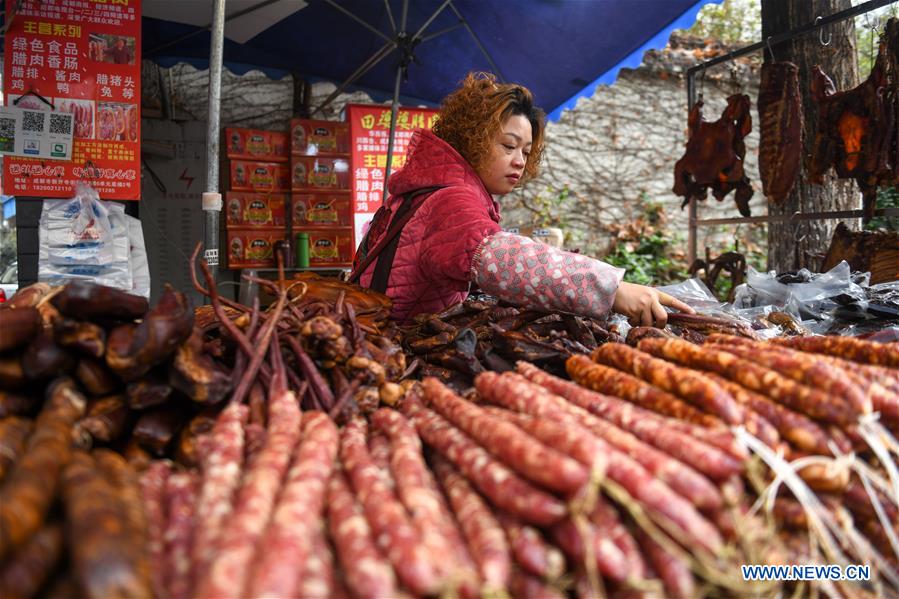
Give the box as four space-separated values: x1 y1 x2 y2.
761 0 860 272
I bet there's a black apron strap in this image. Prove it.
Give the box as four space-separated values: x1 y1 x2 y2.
348 186 443 289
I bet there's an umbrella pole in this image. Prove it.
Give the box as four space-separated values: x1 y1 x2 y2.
382 0 409 203
382 64 403 204
203 0 227 292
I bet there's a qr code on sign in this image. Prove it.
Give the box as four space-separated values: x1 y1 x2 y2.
0 117 15 139
49 113 73 136
22 110 45 133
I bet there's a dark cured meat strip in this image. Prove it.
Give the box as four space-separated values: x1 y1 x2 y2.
0 378 86 560
758 61 803 205
0 522 64 599
62 450 152 599
0 416 33 483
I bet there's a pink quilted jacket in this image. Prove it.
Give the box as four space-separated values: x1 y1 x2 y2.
358 129 501 323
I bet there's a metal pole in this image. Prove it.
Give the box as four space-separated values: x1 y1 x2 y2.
203 0 227 289
383 64 403 203
382 0 409 203
685 0 894 80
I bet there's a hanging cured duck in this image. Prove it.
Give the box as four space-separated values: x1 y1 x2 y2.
809 18 899 221
673 94 755 217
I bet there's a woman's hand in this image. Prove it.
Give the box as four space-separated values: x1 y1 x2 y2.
612 281 695 327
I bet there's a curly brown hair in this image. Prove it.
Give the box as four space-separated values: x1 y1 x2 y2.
432 72 545 184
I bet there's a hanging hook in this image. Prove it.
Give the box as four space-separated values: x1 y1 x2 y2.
790 211 807 244
766 36 777 62
816 16 832 46
864 11 880 35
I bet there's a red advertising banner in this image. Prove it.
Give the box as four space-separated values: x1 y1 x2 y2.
346 103 438 247
3 0 141 199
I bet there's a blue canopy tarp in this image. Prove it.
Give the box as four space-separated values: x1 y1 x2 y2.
141 0 721 120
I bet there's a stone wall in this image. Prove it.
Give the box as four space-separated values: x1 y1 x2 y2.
502 36 766 263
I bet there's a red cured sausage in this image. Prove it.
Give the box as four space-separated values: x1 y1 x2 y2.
433 456 512 592
190 401 248 593
566 355 723 427
590 498 648 582
422 377 589 495
327 468 398 599
248 411 339 598
637 338 857 426
340 416 440 596
197 385 302 598
592 343 746 424
164 470 199 599
478 373 728 507
511 366 744 483
701 371 827 454
139 460 172 599
497 512 565 581
401 398 567 526
705 336 868 414
549 516 629 583
371 408 476 590
635 528 696 599
771 334 899 367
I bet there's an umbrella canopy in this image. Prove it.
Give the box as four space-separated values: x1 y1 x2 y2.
142 0 721 119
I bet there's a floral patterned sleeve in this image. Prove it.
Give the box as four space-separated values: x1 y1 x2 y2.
471 232 624 319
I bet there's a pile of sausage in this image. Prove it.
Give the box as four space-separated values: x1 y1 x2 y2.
401 298 620 392
0 280 241 470
0 378 153 597
138 333 896 598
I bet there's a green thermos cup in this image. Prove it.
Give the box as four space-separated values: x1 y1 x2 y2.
296 232 310 268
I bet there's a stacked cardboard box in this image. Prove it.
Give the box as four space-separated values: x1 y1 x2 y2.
223 128 290 269
290 119 354 267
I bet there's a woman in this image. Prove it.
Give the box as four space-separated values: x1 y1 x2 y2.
352 72 692 325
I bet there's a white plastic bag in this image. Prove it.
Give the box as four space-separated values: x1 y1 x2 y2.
127 215 150 299
39 184 134 291
41 183 114 266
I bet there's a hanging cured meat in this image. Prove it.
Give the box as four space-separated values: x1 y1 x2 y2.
809 18 899 221
758 61 804 205
673 94 755 217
